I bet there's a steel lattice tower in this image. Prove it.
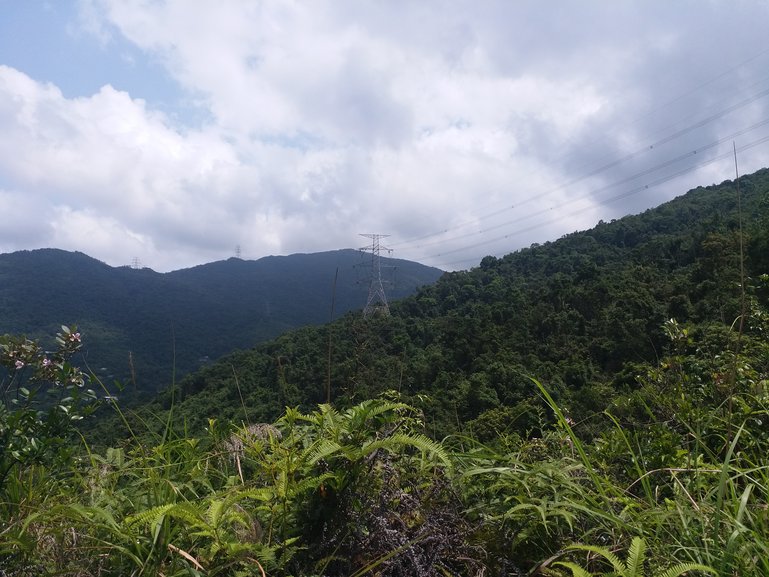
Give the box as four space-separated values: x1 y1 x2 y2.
360 233 392 317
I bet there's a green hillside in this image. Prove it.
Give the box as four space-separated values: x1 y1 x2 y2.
119 168 769 436
2 168 768 576
0 249 443 396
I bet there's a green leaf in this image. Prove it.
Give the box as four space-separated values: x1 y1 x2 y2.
657 563 717 577
566 544 626 575
626 537 646 577
553 561 594 577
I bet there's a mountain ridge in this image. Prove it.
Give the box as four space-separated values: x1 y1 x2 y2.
0 248 443 394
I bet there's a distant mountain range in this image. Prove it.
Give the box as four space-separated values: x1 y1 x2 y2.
0 249 443 395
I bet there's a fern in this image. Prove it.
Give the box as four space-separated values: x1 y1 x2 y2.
306 438 346 464
364 432 453 469
125 503 178 528
554 537 717 577
343 399 410 426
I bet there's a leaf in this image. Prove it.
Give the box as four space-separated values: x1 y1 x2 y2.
126 503 176 528
306 438 345 464
168 543 204 571
626 537 646 577
657 563 717 577
207 498 226 529
553 561 594 577
565 544 626 575
365 432 452 469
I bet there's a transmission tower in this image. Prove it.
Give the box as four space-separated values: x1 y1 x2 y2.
359 233 392 317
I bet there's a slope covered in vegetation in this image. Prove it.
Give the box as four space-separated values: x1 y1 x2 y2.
2 168 768 575
119 168 769 438
0 249 442 396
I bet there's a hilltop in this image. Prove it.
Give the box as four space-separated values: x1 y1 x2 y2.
0 249 443 395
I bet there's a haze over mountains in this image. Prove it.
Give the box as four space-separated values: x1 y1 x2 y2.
0 249 443 394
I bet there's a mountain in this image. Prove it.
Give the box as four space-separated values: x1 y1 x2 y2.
117 167 769 437
7 169 768 576
0 249 443 394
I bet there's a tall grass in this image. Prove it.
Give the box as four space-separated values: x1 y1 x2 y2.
2 334 768 575
452 375 769 577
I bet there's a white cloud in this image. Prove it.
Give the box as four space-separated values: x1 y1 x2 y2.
1 1 768 271
0 64 251 268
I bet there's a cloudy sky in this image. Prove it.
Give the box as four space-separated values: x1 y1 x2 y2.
1 1 768 272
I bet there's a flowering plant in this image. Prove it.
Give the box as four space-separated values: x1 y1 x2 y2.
0 326 97 484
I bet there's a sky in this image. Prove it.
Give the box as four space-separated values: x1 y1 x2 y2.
1 0 769 273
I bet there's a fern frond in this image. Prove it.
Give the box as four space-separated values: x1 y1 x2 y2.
306 438 346 464
165 502 207 528
127 502 206 534
367 398 410 416
364 432 452 469
290 471 336 495
207 498 226 528
248 542 279 570
315 403 342 431
658 563 717 577
565 544 626 575
231 487 275 502
626 537 645 577
344 399 409 427
126 503 177 528
553 561 594 577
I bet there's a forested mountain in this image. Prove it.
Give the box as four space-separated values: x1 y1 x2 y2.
5 168 769 576
0 249 443 395
122 168 769 436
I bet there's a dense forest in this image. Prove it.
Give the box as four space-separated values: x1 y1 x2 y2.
2 168 769 576
109 168 769 438
0 249 442 396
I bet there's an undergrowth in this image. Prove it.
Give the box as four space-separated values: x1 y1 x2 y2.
2 321 768 576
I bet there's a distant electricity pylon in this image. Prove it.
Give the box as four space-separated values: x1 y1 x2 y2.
359 233 393 317
131 257 142 269
235 245 242 259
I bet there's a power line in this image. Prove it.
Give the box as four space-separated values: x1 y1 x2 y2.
427 133 769 269
379 48 769 271
390 58 769 252
412 117 769 252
